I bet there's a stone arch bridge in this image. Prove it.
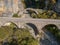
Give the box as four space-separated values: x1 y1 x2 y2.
0 17 60 30
0 17 60 45
0 17 60 31
0 17 60 34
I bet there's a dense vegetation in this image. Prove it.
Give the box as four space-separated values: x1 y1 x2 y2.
30 10 60 19
24 0 58 9
0 22 39 45
44 24 60 43
0 26 13 41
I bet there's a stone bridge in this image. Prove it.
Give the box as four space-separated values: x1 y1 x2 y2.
0 17 60 45
0 17 60 33
0 17 60 30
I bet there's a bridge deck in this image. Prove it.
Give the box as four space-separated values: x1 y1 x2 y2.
0 17 60 22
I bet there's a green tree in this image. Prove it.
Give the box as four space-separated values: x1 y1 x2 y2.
0 26 13 41
0 25 39 45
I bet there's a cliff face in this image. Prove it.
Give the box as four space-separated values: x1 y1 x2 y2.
0 0 5 12
0 0 25 14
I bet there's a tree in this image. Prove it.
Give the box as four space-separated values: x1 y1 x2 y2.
0 25 39 45
0 26 13 41
14 28 39 45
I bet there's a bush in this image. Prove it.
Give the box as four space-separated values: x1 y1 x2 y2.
0 26 13 41
13 13 21 18
30 10 59 19
13 13 18 17
14 28 39 45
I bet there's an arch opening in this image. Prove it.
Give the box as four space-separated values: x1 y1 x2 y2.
42 24 59 34
41 24 60 44
26 9 38 18
26 9 37 14
26 23 39 35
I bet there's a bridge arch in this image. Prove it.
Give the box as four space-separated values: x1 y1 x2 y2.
41 24 59 34
25 8 38 14
42 24 59 31
26 23 39 35
42 24 59 30
40 24 59 45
